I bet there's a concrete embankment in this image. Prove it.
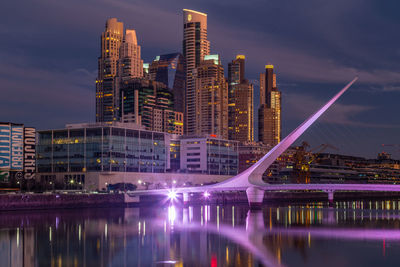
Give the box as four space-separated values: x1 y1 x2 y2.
265 191 400 202
139 191 400 206
2 191 400 211
0 193 125 211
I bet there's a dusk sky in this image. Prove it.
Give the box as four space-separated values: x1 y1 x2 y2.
1 0 399 158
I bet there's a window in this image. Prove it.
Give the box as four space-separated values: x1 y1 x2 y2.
187 141 199 145
187 164 200 168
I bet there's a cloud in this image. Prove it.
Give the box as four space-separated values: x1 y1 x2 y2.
0 57 95 129
353 84 400 94
381 85 400 92
209 22 400 85
283 92 399 128
2 0 399 87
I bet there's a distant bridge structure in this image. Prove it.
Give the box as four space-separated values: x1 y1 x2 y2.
128 77 400 207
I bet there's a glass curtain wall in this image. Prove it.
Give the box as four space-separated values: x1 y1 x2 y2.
38 127 167 174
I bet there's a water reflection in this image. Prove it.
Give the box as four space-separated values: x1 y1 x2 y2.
1 200 400 266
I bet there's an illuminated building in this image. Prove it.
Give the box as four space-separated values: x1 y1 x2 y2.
120 79 176 133
228 55 254 143
174 112 184 135
258 64 281 146
169 139 181 172
180 136 238 175
228 55 245 85
183 9 210 135
96 18 124 122
149 53 186 114
193 55 228 139
114 29 144 118
238 141 271 172
37 123 170 189
37 123 238 190
117 29 143 79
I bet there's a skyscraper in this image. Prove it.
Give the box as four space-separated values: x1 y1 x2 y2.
149 53 186 113
228 55 245 85
96 18 124 122
228 55 254 143
120 79 175 133
193 55 228 139
258 65 281 146
117 29 143 79
115 29 144 119
182 9 210 135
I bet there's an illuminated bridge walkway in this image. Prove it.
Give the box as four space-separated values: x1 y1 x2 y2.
129 77 400 206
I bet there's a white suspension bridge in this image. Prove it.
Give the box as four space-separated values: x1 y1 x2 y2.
128 77 400 207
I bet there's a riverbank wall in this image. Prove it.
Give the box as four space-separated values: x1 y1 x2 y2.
139 191 400 206
0 193 125 211
2 191 400 211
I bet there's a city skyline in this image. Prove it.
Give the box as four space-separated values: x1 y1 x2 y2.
1 0 400 158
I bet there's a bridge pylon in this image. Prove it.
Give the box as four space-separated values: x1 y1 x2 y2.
183 192 189 205
325 190 335 204
246 187 265 209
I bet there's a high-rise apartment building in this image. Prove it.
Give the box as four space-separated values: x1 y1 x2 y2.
117 29 143 79
258 65 281 146
228 55 254 143
115 29 144 119
96 18 124 122
228 55 245 85
182 9 210 135
149 53 186 113
193 55 228 139
120 79 176 133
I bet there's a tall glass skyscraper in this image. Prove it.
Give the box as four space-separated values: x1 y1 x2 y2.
182 9 210 135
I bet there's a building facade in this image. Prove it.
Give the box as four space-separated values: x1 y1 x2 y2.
120 79 176 134
37 123 238 190
258 65 281 146
193 55 228 139
179 136 238 176
238 141 271 173
117 29 143 79
37 123 169 174
149 53 186 113
114 29 144 118
183 9 210 135
174 112 184 135
228 55 254 143
96 18 124 122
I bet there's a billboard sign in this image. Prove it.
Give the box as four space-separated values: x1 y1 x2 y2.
0 124 11 169
11 125 24 170
24 127 36 179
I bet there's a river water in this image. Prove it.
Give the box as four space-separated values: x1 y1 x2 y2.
1 199 400 267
